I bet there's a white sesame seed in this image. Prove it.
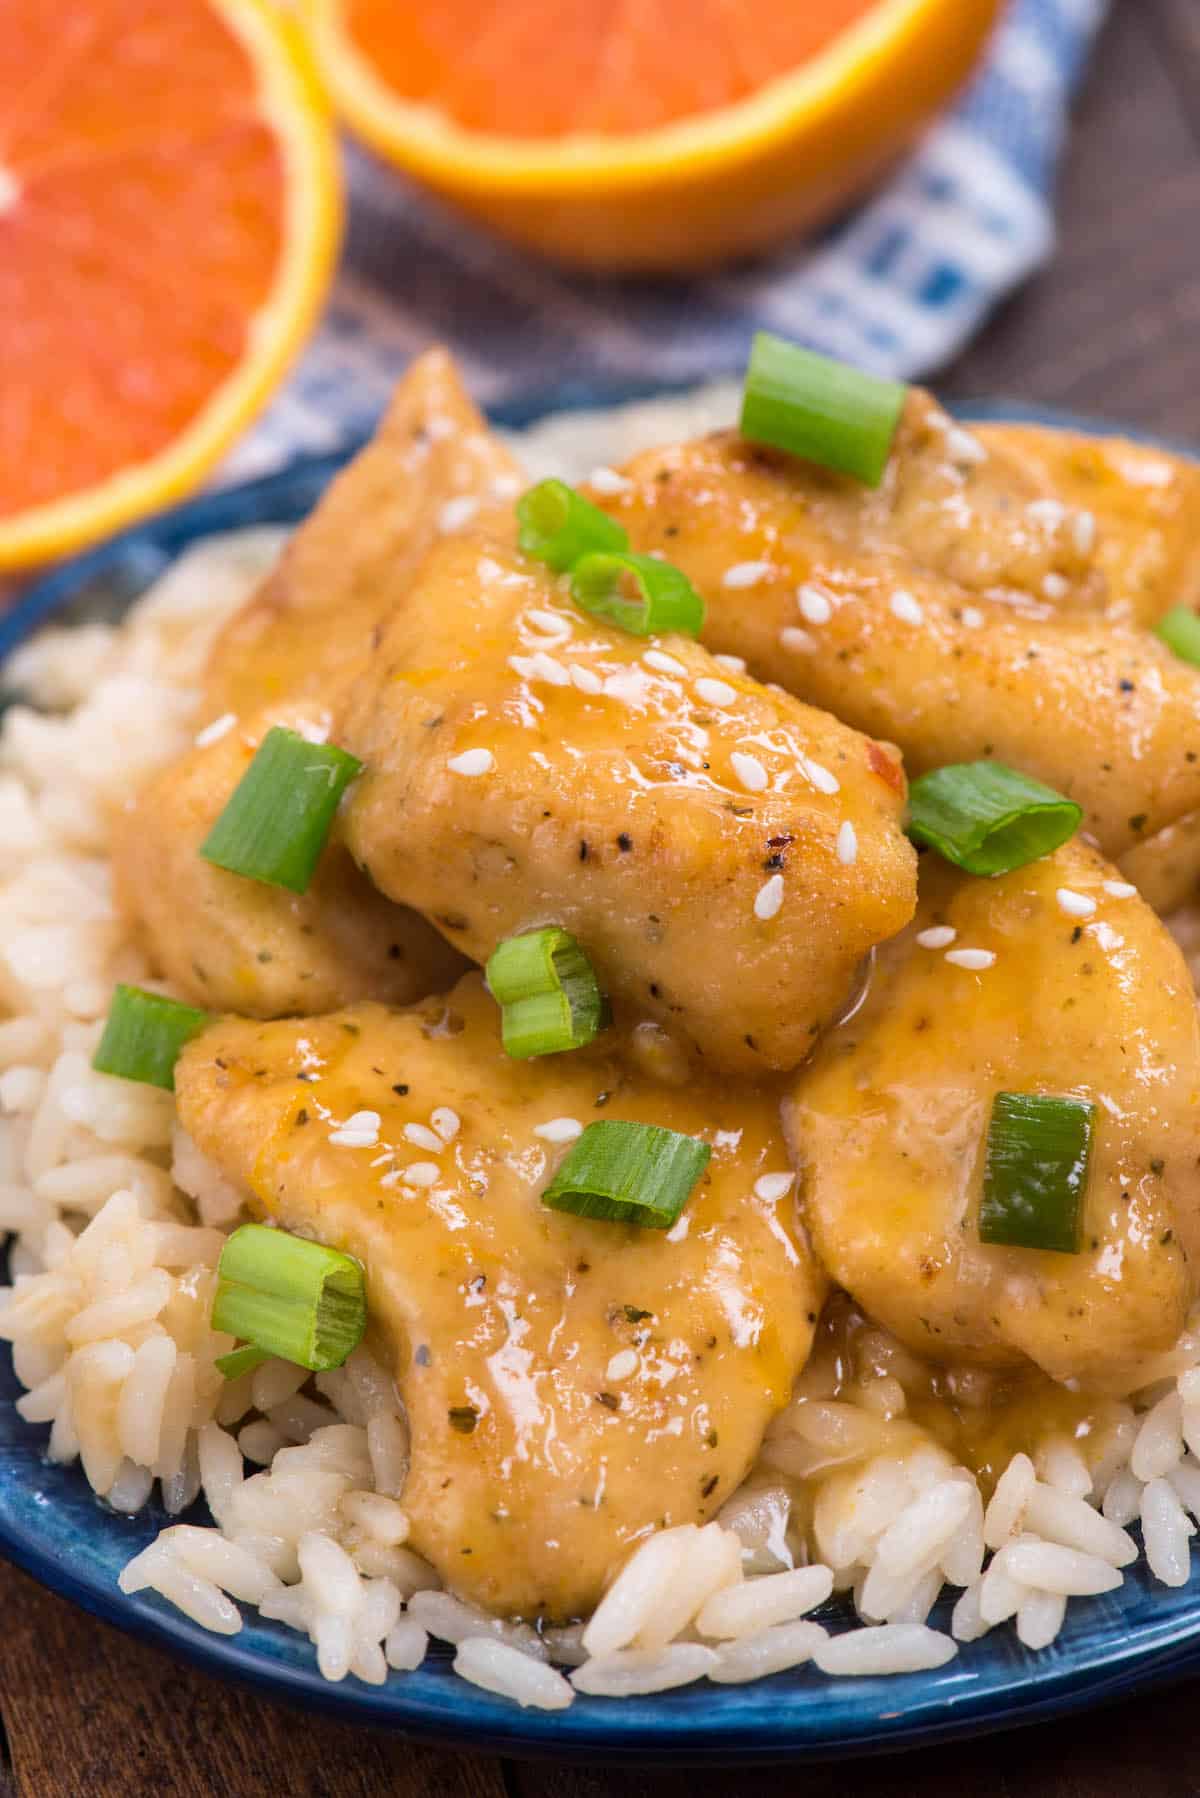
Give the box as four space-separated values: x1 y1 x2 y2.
1056 887 1097 918
695 677 736 708
945 947 996 970
526 607 570 637
1043 572 1069 601
533 1117 584 1143
802 756 840 796
438 495 479 533
666 1214 690 1243
1073 510 1096 555
713 654 746 674
946 426 987 466
779 627 816 655
731 752 768 793
1028 498 1068 529
194 712 236 748
1103 880 1137 899
754 874 784 920
490 472 522 499
603 669 648 705
723 560 773 590
569 664 603 695
836 820 858 865
589 466 632 495
345 1110 380 1132
916 926 957 949
605 1350 639 1382
431 1107 460 1142
404 1122 443 1153
403 1163 440 1188
754 1173 794 1202
644 649 687 676
961 607 984 629
797 585 833 625
329 1109 381 1148
890 590 924 626
448 748 494 777
534 651 571 686
509 651 570 687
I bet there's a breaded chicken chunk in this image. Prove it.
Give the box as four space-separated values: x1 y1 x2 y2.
338 531 917 1076
113 701 465 1017
176 975 826 1618
600 404 1200 862
785 838 1200 1390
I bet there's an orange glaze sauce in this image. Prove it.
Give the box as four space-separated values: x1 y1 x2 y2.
791 1292 1134 1499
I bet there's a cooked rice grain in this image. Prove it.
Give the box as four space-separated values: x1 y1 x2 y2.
454 1639 574 1711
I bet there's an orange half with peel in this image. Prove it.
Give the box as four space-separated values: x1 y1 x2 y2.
306 0 1004 273
0 0 341 571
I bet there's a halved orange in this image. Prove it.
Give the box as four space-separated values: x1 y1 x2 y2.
0 0 342 570
306 0 1004 273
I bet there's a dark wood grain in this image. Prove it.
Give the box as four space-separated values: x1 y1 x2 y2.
0 1561 504 1798
943 0 1200 438
2 2 1200 1794
1145 0 1200 142
516 1678 1200 1798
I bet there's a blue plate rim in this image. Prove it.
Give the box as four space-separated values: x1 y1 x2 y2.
3 382 1198 1760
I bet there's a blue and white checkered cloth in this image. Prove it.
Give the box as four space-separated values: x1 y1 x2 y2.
228 0 1110 481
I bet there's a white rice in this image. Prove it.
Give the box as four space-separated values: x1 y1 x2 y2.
454 1639 574 1711
709 1620 828 1684
2 395 1200 1715
695 1564 833 1639
813 1624 957 1677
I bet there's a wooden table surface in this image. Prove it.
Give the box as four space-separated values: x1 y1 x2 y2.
3 2 1200 1793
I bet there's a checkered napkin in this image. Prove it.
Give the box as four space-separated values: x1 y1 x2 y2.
226 0 1110 481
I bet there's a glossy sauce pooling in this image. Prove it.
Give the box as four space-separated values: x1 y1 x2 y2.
790 1293 1143 1499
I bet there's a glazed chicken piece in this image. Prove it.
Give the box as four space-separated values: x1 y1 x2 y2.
608 390 1200 621
176 975 826 1619
112 347 501 1019
337 530 917 1076
1120 812 1200 917
784 838 1200 1390
601 422 1200 861
112 701 466 1017
202 347 522 720
974 421 1200 627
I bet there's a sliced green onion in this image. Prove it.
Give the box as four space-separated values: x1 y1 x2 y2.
485 927 608 1058
92 984 209 1091
213 1343 271 1381
979 1092 1096 1254
1155 605 1200 667
211 1223 366 1374
541 1120 711 1229
907 762 1082 876
739 332 908 487
570 551 704 638
517 478 629 572
200 726 362 895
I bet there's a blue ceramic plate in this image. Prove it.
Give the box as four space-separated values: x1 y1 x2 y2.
2 390 1198 1762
